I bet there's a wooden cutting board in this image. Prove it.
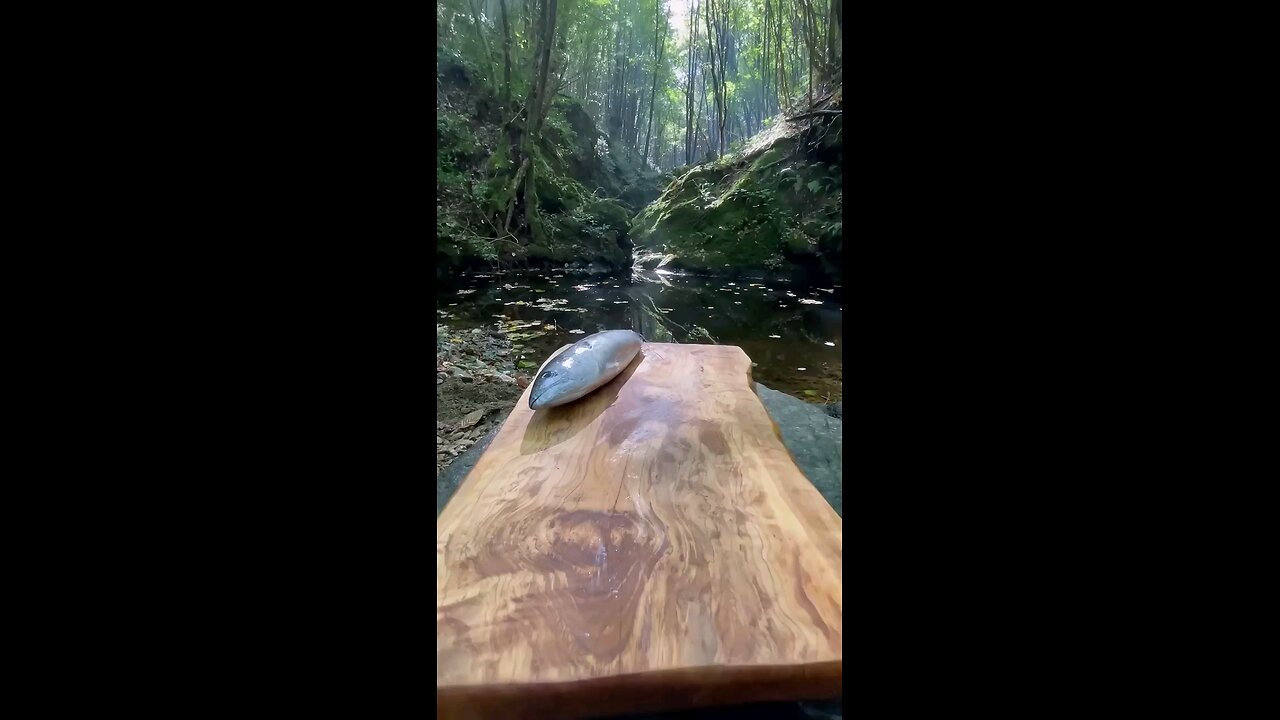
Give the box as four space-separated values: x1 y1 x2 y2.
437 343 842 720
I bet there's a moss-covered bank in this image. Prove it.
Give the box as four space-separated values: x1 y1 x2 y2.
631 100 842 280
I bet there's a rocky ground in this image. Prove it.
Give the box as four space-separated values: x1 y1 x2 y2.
435 324 533 473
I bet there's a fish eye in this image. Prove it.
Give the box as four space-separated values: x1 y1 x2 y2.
542 371 557 378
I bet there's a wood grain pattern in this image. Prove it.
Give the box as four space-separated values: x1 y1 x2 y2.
437 343 842 720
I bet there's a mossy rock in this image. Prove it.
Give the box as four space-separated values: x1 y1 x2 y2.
541 197 632 269
631 141 797 269
582 198 631 234
631 125 841 280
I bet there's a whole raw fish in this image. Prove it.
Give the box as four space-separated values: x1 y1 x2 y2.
528 330 644 410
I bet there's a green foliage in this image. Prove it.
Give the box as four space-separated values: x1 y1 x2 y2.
543 109 578 150
436 33 660 273
436 0 838 276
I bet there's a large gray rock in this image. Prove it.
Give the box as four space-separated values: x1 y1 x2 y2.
753 382 843 517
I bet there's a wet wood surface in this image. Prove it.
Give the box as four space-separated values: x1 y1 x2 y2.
437 343 842 719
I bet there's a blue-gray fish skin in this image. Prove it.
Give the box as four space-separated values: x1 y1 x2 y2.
528 330 643 410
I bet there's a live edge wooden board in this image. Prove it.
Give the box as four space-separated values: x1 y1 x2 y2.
437 343 841 720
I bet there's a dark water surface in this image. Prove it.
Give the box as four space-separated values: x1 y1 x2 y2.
437 268 842 401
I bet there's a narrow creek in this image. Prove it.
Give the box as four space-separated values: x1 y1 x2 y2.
437 268 843 402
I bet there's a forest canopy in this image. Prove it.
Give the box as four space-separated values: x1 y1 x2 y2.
438 0 840 170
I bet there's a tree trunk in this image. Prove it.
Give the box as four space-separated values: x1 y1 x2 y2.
522 0 534 56
653 123 665 169
719 0 731 152
530 0 556 137
504 156 530 232
694 58 706 160
800 0 818 100
504 0 559 234
827 0 841 79
761 0 771 103
773 0 789 110
608 3 624 142
498 0 513 109
684 0 698 164
642 1 667 163
703 0 722 158
466 0 494 88
537 21 568 134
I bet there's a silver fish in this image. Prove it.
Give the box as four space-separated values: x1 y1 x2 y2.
528 329 644 410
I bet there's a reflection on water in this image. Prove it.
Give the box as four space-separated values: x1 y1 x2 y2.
437 269 842 402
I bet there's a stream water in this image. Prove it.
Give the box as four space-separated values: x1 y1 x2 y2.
437 268 843 402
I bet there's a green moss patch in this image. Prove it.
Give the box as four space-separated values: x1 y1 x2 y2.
631 122 841 278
